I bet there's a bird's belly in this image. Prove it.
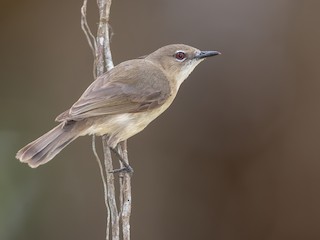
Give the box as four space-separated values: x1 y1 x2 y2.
83 99 174 147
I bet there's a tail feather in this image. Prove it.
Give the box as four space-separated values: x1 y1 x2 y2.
16 122 79 168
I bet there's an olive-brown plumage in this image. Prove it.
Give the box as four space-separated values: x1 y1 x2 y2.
16 44 220 168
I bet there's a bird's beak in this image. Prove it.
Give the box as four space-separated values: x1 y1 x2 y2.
195 50 221 59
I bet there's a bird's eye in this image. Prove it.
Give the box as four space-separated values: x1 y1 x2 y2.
175 51 186 61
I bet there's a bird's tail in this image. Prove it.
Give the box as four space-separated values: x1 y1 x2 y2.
16 121 80 168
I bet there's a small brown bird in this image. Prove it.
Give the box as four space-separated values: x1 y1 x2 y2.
16 44 220 168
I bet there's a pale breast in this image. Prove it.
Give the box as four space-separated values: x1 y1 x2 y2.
84 94 176 148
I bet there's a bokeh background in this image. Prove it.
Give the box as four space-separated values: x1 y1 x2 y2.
1 0 320 239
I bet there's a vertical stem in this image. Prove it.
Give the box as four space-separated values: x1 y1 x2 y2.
102 136 120 240
118 141 131 240
92 135 111 239
81 1 131 240
96 0 114 73
95 1 119 239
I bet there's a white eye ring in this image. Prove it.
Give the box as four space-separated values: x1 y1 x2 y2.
174 51 187 62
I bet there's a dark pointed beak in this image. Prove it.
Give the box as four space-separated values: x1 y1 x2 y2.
195 50 221 59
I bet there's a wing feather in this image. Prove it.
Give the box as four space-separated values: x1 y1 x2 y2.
56 59 170 122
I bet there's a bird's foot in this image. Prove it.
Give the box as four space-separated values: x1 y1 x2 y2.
109 147 134 175
109 165 134 175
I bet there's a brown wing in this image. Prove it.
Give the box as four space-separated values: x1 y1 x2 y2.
56 59 171 122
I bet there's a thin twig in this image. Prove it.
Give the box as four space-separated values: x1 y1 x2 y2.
81 0 98 78
96 0 114 75
96 0 114 71
95 1 119 239
81 0 131 239
81 0 115 239
80 0 97 55
103 136 120 240
92 135 110 239
118 141 131 240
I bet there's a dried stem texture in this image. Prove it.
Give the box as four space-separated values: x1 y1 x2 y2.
81 0 132 239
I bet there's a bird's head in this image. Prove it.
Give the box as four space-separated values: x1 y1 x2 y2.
146 44 220 86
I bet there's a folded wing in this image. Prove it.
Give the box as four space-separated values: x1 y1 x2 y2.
56 59 171 122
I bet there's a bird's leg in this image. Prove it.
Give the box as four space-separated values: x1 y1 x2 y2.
109 147 134 174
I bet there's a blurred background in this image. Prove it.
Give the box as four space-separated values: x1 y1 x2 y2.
1 0 320 239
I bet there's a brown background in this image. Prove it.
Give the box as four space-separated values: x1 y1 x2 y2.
1 0 320 239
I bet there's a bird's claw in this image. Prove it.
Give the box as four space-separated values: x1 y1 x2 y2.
109 165 134 175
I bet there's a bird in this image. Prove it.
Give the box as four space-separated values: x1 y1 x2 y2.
16 44 220 169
